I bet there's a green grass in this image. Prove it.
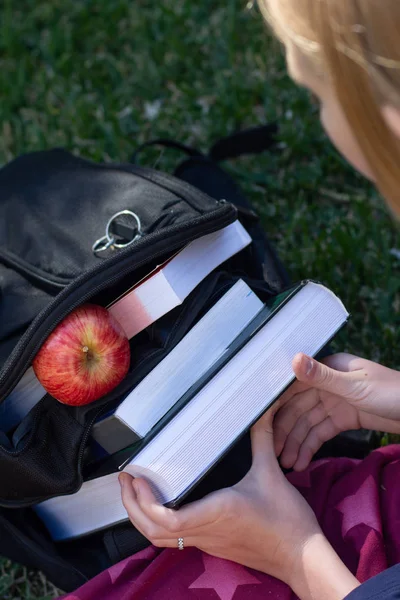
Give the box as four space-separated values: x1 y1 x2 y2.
0 562 61 600
0 0 399 597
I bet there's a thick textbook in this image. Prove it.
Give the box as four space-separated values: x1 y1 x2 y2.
92 279 264 453
108 220 251 339
35 281 349 541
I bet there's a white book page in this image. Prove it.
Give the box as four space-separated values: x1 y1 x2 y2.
35 472 124 541
127 283 348 503
164 221 251 300
133 270 181 319
116 280 264 436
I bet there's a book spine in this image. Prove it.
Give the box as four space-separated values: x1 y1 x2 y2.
91 415 142 454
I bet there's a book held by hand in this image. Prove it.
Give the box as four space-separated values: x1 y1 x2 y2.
35 280 349 541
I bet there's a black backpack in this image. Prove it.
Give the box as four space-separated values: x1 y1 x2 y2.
0 126 293 592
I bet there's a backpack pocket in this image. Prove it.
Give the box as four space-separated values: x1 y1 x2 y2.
0 149 225 288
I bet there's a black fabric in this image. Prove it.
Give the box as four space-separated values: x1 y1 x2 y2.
0 148 219 281
1 397 85 504
0 266 54 366
130 138 203 164
0 508 88 591
345 566 400 600
103 526 150 565
208 124 278 161
130 125 278 165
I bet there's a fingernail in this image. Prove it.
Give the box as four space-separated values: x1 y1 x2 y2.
119 474 125 489
304 356 314 376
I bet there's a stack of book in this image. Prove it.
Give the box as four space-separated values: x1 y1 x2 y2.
1 221 349 542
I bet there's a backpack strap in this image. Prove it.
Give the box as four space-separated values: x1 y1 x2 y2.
208 124 278 161
103 525 150 565
130 138 203 164
130 123 278 165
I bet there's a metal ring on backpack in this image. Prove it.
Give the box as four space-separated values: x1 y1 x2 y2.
92 235 117 256
106 210 143 249
92 210 143 256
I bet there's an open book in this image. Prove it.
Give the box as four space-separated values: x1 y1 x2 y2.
35 281 348 541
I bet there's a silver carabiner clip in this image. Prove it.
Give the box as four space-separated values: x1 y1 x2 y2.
92 210 143 257
106 210 142 249
92 235 117 256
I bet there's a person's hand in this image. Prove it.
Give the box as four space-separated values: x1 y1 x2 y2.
119 407 358 599
119 406 320 581
274 352 400 472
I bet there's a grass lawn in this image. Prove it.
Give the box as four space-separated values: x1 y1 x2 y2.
0 0 399 598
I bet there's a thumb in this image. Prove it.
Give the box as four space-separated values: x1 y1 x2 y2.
292 353 364 400
250 402 281 471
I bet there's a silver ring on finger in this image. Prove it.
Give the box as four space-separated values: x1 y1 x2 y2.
177 537 184 550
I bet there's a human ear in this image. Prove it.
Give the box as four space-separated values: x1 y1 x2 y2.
382 105 400 139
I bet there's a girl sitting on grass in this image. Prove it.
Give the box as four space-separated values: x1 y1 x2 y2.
61 1 400 599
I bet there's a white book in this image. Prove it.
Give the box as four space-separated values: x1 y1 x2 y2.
35 281 348 541
108 220 252 338
92 280 264 453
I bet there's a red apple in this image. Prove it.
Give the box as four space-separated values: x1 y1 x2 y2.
33 304 130 406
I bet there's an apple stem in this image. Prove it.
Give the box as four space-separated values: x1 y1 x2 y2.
82 345 95 363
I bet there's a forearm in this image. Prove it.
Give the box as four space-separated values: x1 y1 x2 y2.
288 534 360 600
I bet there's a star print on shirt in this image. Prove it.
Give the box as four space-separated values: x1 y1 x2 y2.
189 553 261 600
108 546 158 584
336 475 382 538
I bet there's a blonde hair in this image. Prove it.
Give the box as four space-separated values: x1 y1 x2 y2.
258 0 400 216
